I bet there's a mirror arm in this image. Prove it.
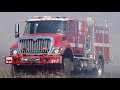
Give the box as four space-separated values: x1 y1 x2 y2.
15 23 19 38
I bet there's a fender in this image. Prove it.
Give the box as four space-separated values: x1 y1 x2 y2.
11 43 18 49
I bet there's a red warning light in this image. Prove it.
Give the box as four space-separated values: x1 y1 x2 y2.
43 47 47 50
23 48 27 51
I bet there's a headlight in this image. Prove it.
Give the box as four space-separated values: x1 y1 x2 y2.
54 49 59 54
13 50 18 55
10 48 18 55
52 47 65 55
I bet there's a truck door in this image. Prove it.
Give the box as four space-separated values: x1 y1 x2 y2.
68 20 76 54
74 20 83 55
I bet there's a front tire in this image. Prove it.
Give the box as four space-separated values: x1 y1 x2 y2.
63 58 74 78
10 65 21 78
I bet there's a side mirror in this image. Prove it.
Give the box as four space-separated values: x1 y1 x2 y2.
78 22 82 35
15 23 19 38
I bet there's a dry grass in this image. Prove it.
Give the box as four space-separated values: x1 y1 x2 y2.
0 69 12 78
0 66 90 78
0 68 65 78
0 68 91 78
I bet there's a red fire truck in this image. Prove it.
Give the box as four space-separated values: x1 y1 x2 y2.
5 16 110 77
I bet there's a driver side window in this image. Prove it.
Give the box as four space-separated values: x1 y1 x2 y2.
70 20 75 35
24 22 31 34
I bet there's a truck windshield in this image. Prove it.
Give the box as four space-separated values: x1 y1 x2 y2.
24 20 68 34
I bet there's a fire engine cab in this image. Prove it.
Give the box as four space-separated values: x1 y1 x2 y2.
5 16 110 77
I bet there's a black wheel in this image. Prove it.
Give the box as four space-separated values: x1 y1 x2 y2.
63 58 74 78
93 59 104 77
73 59 85 74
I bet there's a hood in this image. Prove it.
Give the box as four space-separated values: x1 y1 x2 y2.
25 33 65 39
11 33 67 48
25 34 67 46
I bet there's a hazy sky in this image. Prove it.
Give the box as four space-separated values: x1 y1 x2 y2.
0 12 120 68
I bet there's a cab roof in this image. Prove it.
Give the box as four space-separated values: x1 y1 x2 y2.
28 16 71 21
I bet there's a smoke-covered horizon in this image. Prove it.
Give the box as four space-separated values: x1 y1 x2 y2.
0 12 120 77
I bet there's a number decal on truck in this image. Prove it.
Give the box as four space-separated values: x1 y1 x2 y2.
51 59 59 63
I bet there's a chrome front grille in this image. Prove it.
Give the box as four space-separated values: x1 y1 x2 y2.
18 37 53 55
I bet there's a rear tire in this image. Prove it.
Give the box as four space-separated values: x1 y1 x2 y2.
93 59 104 77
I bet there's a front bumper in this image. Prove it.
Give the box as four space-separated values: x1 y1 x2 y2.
5 54 62 65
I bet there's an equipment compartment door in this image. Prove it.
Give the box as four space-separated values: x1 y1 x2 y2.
75 21 84 55
94 27 110 61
